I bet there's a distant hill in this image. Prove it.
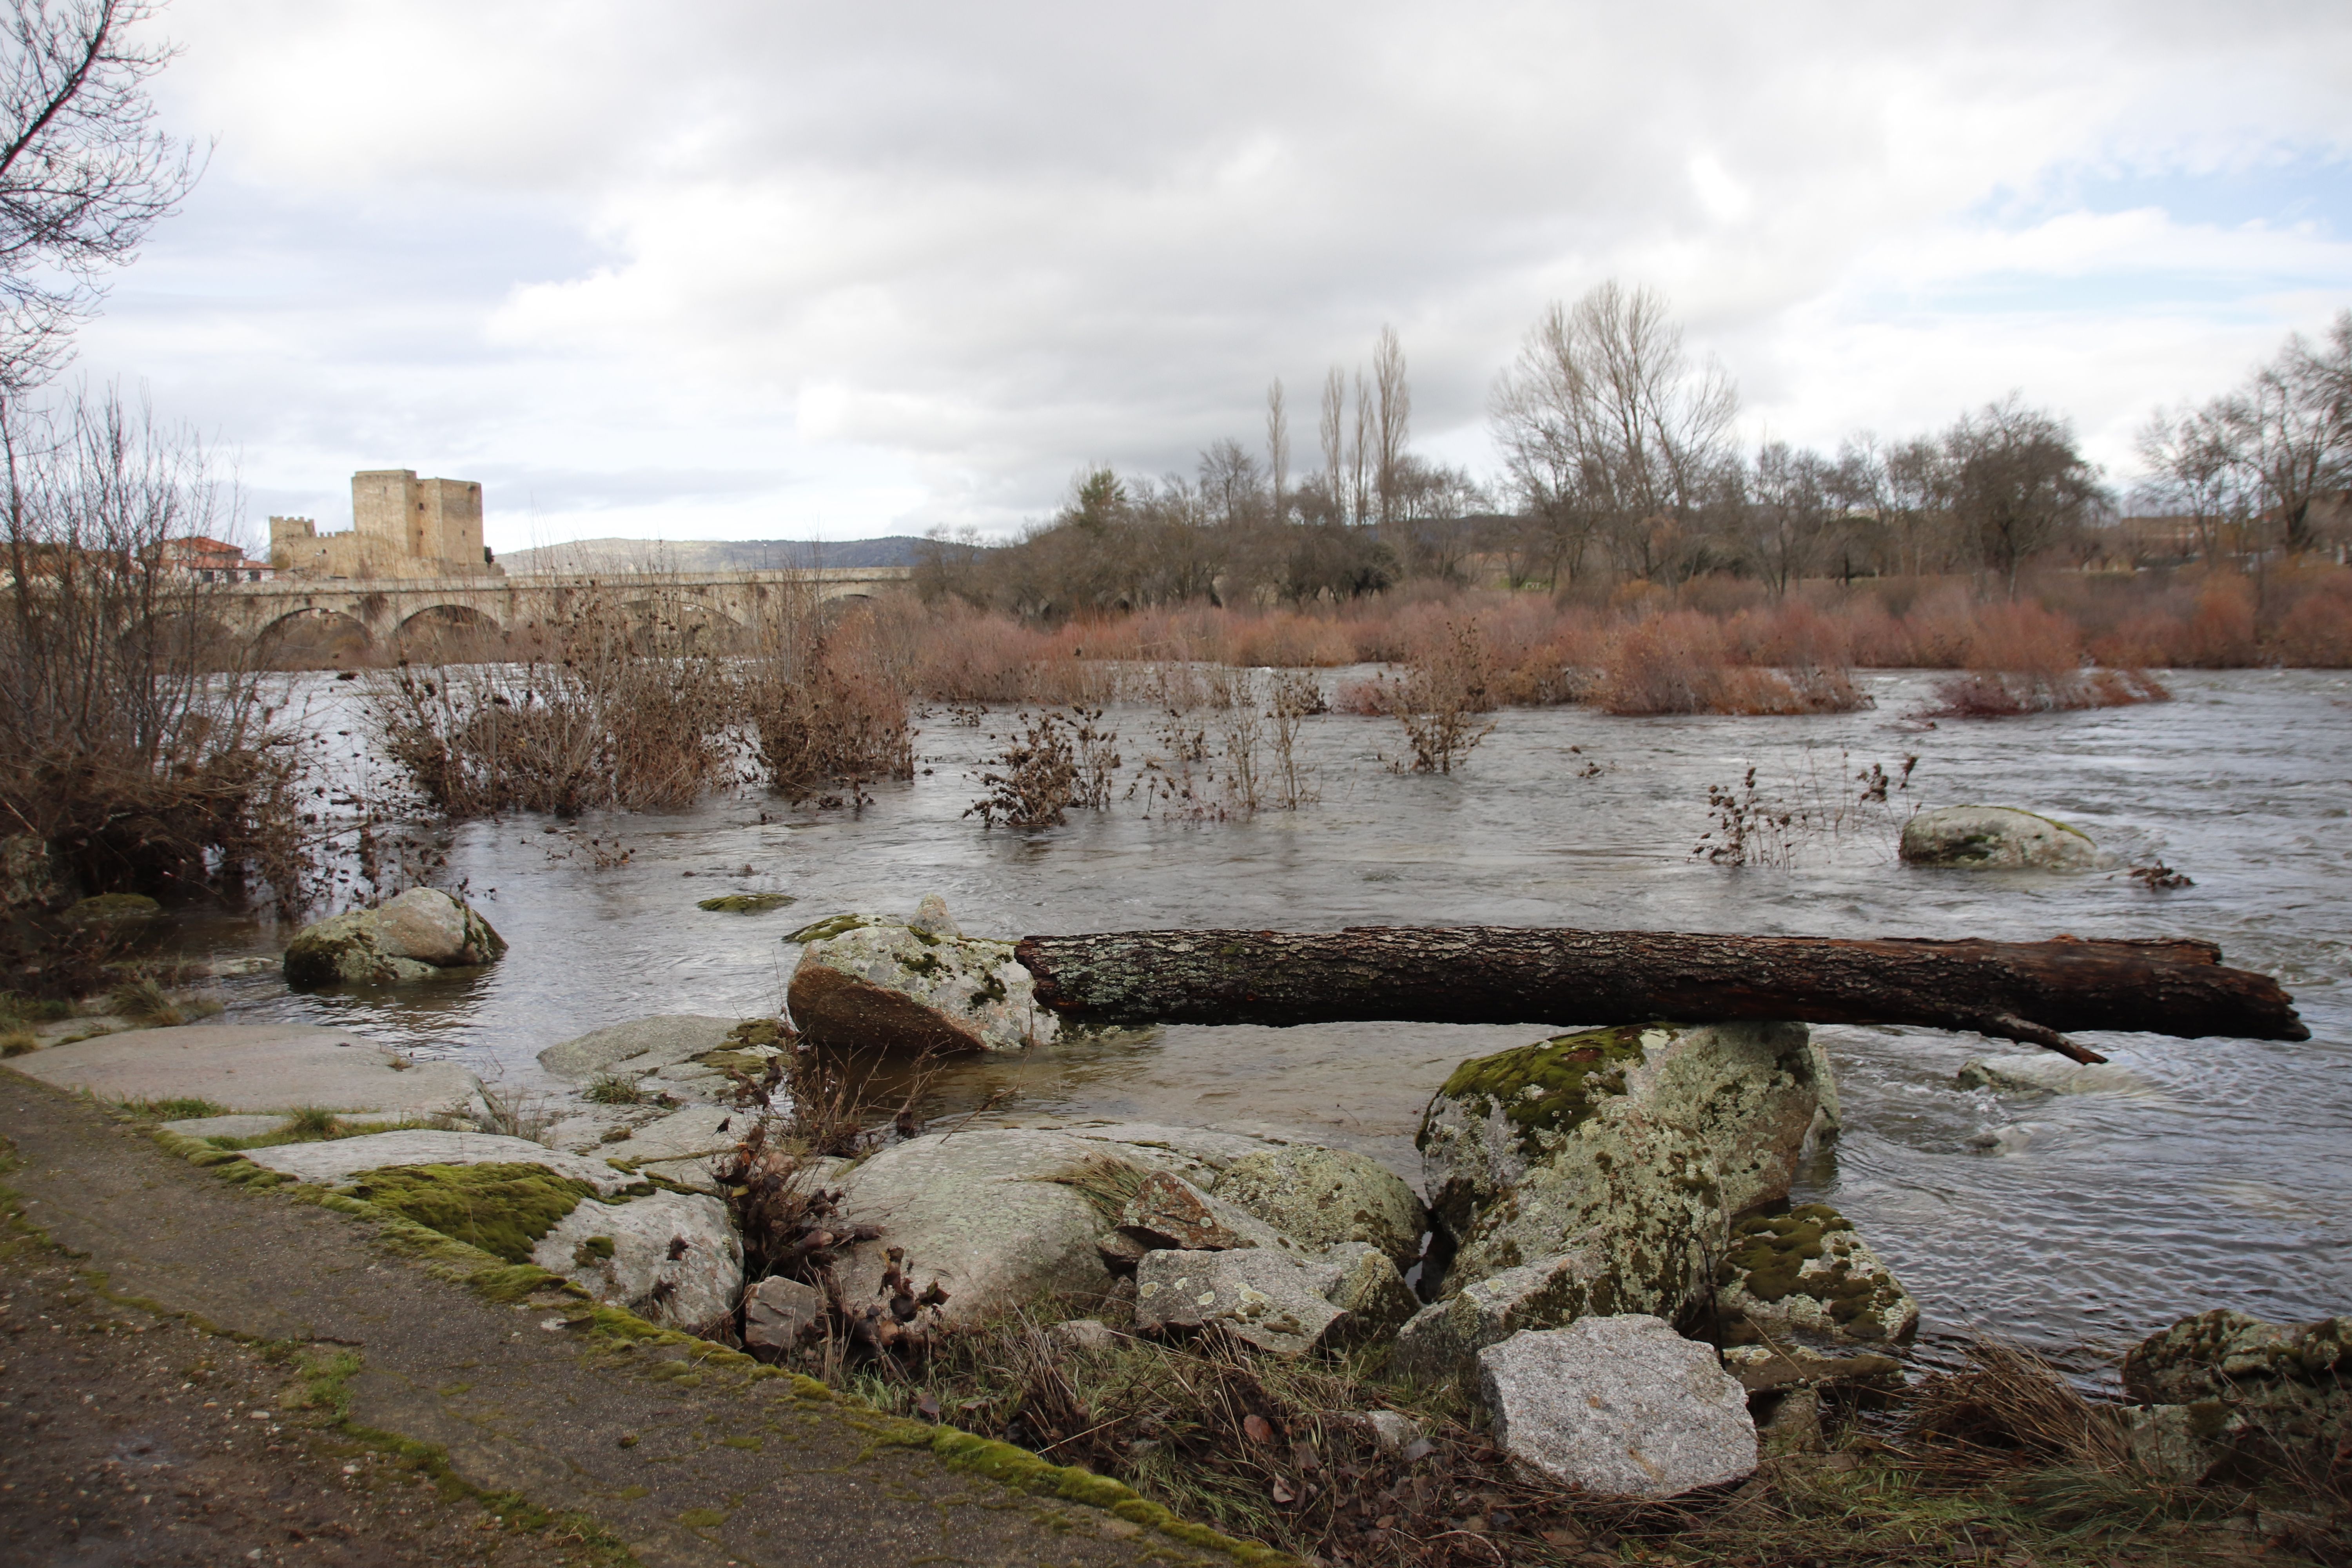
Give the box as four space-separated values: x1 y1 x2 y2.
497 536 931 573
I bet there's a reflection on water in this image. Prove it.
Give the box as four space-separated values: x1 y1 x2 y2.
190 668 2352 1368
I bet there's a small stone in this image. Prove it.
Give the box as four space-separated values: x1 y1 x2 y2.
1478 1316 1756 1498
742 1276 826 1352
1044 1318 1116 1354
1753 1387 1826 1456
1210 1144 1427 1269
1119 1169 1250 1251
1392 1246 1618 1388
1133 1248 1347 1358
1361 1410 1419 1455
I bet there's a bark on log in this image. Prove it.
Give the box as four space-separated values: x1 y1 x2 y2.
1014 927 2308 1064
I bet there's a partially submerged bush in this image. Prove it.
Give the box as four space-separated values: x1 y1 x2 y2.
0 392 312 945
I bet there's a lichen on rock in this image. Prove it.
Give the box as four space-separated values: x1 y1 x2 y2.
283 888 506 989
1417 1020 1827 1320
1714 1203 1918 1345
786 896 1054 1053
1898 805 2096 870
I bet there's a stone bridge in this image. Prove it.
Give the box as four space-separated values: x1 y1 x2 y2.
210 566 913 658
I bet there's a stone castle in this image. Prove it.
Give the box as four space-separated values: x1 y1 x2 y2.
270 470 504 581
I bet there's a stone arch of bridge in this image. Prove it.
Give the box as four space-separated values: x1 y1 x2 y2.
396 603 505 659
254 606 373 668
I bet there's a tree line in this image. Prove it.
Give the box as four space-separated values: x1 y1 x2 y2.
921 285 2352 621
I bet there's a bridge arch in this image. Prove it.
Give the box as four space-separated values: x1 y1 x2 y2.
396 603 504 661
254 607 373 668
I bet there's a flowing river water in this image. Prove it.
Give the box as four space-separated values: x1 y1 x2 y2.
180 667 2351 1379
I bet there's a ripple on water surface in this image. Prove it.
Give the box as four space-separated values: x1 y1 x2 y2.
193 668 2352 1365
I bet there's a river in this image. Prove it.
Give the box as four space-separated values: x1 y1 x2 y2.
180 666 2352 1377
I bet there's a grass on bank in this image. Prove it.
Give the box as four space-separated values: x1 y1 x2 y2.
765 1293 2339 1568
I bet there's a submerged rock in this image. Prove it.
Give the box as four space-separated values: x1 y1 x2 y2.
536 1015 740 1082
1479 1316 1756 1498
532 1189 742 1332
1418 1021 1828 1315
1957 1053 2149 1096
284 888 505 987
1715 1204 1918 1346
64 892 162 927
697 892 797 914
1898 806 2095 870
1719 1341 1904 1394
785 898 1056 1053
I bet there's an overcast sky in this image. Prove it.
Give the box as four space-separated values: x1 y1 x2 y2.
65 0 2352 550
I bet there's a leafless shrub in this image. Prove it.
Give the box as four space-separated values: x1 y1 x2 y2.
1377 619 1496 774
965 708 1119 828
742 588 915 802
363 586 737 819
0 390 313 964
1266 670 1321 810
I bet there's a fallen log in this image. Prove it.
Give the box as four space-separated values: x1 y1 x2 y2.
1014 927 2308 1064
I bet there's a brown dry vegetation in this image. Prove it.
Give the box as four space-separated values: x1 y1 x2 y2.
1 393 314 993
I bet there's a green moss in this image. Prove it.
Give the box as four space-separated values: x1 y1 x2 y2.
1418 1025 1653 1155
120 1096 230 1120
697 893 797 914
64 892 162 925
575 1235 616 1266
1720 1204 1854 1301
784 913 869 944
676 1507 730 1528
904 951 943 977
977 969 1007 1004
342 1163 597 1264
724 1018 789 1050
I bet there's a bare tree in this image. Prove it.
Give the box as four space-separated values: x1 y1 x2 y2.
1197 437 1263 530
2228 310 2351 555
1371 324 1410 524
0 0 201 392
1319 366 1345 519
1264 377 1289 524
2135 401 2250 564
1488 281 1739 585
1944 394 2102 594
1746 439 1834 597
1348 367 1372 526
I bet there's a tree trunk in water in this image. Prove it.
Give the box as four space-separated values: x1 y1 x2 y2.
1013 927 2307 1064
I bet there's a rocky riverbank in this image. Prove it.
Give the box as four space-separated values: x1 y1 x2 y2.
7 886 2343 1563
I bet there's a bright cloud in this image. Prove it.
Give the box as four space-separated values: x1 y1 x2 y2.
60 0 2352 545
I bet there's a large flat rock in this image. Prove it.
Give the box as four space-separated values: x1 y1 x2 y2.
536 1016 740 1081
7 1024 478 1116
241 1129 638 1196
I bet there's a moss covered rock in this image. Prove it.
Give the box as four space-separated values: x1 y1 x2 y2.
696 892 797 914
63 891 161 926
1417 1021 1830 1317
1210 1144 1427 1270
345 1161 597 1263
1899 805 2096 870
2122 1309 2350 1456
1392 1246 1626 1388
785 896 1055 1053
531 1188 743 1330
1714 1203 1918 1345
283 888 505 988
